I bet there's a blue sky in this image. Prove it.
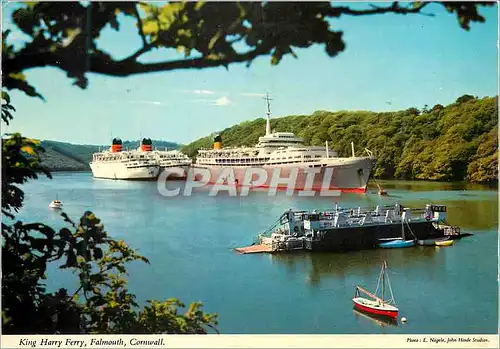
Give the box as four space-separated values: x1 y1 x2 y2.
2 2 498 145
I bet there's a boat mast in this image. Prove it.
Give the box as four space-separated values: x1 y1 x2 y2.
263 93 273 136
401 217 405 240
386 266 397 306
382 262 385 302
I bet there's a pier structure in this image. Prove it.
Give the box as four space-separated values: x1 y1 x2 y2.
235 203 467 254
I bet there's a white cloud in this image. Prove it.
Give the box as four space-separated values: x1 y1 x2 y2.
183 96 232 106
184 99 211 104
239 92 266 97
182 89 215 95
213 96 231 106
101 100 166 106
195 89 215 95
129 101 165 106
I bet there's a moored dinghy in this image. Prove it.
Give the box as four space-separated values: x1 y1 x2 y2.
379 238 415 248
417 237 450 246
435 239 454 247
352 261 399 319
379 209 416 248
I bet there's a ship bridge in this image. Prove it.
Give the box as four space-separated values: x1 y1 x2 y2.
256 93 306 148
257 132 304 148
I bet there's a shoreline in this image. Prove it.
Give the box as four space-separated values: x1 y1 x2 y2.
41 169 498 187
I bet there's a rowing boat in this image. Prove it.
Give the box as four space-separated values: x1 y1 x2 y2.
435 239 454 247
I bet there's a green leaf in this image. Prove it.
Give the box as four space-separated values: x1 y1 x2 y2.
2 91 11 104
5 74 45 101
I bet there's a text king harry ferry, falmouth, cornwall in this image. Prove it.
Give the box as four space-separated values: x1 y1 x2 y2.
193 94 377 193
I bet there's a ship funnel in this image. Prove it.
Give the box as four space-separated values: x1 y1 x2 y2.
213 134 222 150
111 138 123 153
141 138 153 151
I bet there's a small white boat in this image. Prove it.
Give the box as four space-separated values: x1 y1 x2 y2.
49 199 63 209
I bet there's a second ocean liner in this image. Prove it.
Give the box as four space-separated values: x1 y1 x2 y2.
193 95 377 193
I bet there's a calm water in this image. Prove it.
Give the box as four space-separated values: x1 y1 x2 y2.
16 173 498 334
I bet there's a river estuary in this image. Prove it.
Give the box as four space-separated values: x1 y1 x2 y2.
16 173 498 334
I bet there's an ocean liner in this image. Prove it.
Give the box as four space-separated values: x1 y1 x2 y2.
194 95 377 192
152 148 192 179
90 138 159 180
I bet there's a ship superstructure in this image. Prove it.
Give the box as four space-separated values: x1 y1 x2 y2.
90 138 159 180
152 148 192 179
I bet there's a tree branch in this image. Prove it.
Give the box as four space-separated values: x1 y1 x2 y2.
123 44 154 62
3 0 491 96
102 46 272 76
133 3 147 47
327 1 434 17
3 45 273 81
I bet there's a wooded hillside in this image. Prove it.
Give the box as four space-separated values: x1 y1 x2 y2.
182 95 498 183
40 140 181 171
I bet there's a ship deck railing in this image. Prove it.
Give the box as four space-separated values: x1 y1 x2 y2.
271 239 307 252
433 223 461 235
289 205 430 216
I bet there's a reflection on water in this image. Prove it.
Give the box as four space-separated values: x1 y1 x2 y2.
17 173 498 334
353 309 399 328
270 246 443 286
372 180 497 192
444 200 498 229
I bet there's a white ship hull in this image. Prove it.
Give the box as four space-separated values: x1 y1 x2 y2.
90 162 159 180
160 164 191 179
193 156 376 193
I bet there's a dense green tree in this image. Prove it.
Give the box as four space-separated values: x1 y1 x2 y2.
406 107 421 116
2 96 218 334
456 94 476 104
183 96 498 183
432 104 445 112
467 128 498 183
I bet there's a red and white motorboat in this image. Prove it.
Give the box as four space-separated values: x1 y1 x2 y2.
352 261 399 319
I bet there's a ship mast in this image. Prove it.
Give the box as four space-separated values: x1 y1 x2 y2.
263 93 273 136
